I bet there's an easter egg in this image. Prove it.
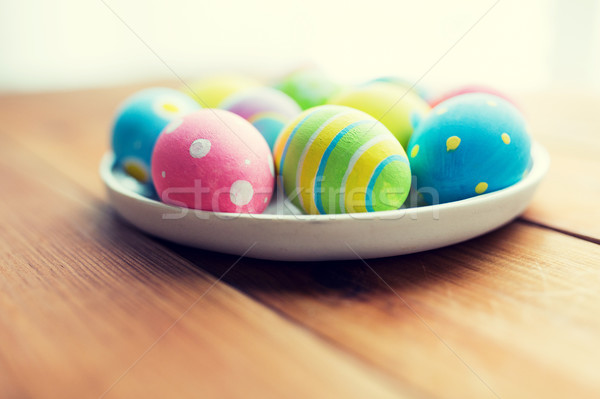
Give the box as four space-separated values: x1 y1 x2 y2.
328 82 430 150
429 85 514 108
274 68 340 110
408 93 531 204
220 87 301 150
273 105 411 214
111 87 201 183
367 76 431 102
184 74 260 108
151 109 274 213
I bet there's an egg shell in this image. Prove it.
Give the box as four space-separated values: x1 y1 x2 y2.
151 109 274 213
429 85 515 108
328 82 430 150
220 87 302 150
367 76 431 102
274 68 340 110
273 105 411 214
184 74 261 108
111 87 201 183
408 93 531 204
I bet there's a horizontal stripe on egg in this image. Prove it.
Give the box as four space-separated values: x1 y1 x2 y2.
366 155 409 212
342 137 408 213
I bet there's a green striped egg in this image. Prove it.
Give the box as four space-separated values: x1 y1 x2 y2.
273 105 411 214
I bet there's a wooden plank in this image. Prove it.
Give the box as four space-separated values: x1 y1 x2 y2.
175 222 600 399
518 90 600 241
0 137 408 398
0 85 160 197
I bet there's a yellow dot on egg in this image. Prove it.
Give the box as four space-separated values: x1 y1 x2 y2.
475 182 488 194
501 132 511 144
487 100 497 107
436 107 448 115
446 136 461 152
162 103 180 113
124 161 148 183
411 145 420 158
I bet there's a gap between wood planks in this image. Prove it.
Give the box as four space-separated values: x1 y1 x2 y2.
519 218 600 245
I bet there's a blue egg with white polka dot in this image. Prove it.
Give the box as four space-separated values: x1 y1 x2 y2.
407 93 531 204
111 87 201 183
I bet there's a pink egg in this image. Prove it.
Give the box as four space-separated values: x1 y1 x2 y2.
429 85 515 108
151 109 274 213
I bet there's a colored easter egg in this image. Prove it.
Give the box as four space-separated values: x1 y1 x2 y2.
274 68 340 110
151 109 274 213
408 93 531 204
273 105 411 214
184 74 260 108
111 87 201 183
220 87 301 150
429 85 514 108
367 76 431 102
328 82 430 150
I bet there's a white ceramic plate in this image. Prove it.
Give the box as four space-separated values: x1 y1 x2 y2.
100 142 549 261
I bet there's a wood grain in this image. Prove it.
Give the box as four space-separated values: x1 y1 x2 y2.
1 86 599 399
0 137 407 398
173 222 600 399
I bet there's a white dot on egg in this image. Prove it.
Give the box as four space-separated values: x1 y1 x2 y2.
264 197 268 203
161 171 166 178
245 159 251 165
189 139 211 159
268 157 274 177
230 180 254 206
164 118 183 134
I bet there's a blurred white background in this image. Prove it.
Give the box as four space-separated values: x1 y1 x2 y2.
1 0 599 93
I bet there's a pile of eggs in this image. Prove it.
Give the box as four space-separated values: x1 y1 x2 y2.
111 69 532 215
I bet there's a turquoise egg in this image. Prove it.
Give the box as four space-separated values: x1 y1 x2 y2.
111 87 200 183
408 93 531 204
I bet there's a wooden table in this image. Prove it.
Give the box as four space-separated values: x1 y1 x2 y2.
0 85 599 399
